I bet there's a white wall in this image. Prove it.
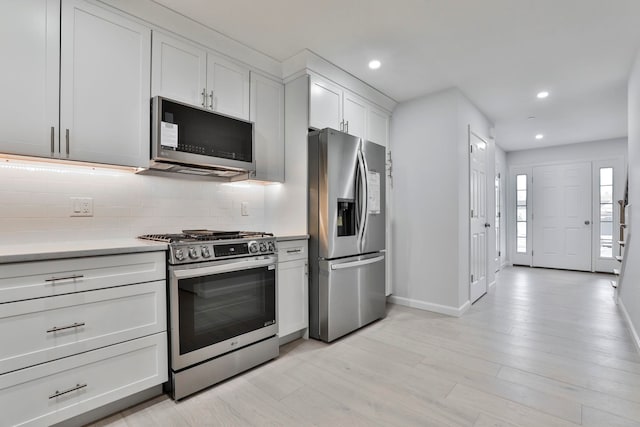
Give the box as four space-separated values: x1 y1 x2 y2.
389 88 492 315
619 51 640 350
0 159 266 244
495 145 508 269
507 138 627 166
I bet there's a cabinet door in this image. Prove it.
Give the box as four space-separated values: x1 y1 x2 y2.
60 0 151 167
151 32 208 107
367 105 390 147
207 53 250 120
343 90 367 139
309 76 342 131
0 0 59 158
250 73 284 182
277 259 308 337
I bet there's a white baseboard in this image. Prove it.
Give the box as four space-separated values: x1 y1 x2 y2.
388 296 470 317
488 280 496 289
619 299 640 354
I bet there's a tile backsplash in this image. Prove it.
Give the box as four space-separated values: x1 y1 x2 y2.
0 158 267 245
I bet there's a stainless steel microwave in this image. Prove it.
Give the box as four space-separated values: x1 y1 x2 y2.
147 96 255 179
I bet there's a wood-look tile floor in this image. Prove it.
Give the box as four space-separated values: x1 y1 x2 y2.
90 267 640 426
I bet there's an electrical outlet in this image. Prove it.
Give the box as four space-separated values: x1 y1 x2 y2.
241 202 249 216
70 197 93 217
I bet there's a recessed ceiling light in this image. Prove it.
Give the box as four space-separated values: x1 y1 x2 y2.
537 91 549 99
527 116 536 120
368 60 381 70
535 134 544 140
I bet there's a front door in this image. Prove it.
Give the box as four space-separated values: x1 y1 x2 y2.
469 128 488 303
532 162 592 271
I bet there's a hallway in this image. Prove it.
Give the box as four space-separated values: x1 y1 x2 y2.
91 267 640 426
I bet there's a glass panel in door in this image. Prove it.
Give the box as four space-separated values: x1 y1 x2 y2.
178 266 275 355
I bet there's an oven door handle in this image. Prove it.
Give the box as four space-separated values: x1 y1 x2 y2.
173 257 276 279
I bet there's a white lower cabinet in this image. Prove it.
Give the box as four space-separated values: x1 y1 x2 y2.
0 333 167 427
277 240 308 340
0 280 166 375
0 250 168 427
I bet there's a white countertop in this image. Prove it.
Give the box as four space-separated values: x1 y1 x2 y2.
275 235 309 242
0 239 168 264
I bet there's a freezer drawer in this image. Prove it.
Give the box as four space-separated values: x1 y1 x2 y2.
317 253 385 342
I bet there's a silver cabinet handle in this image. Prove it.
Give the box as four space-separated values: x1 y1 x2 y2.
201 89 206 107
339 120 344 132
65 129 70 156
49 383 87 399
45 274 84 283
345 121 349 134
209 90 215 109
50 126 55 154
47 322 85 333
286 249 302 254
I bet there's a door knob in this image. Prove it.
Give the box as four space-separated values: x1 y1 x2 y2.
484 223 491 228
584 220 591 225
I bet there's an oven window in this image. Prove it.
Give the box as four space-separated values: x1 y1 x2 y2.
178 266 275 355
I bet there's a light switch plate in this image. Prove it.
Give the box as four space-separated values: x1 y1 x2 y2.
241 202 249 216
70 197 93 217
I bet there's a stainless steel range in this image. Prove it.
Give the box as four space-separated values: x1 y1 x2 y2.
139 230 279 400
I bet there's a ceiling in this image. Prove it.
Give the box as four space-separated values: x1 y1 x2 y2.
152 0 640 151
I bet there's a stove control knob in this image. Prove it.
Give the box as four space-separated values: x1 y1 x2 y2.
249 242 259 254
175 249 185 261
201 246 211 258
268 242 276 252
259 242 267 252
189 247 199 259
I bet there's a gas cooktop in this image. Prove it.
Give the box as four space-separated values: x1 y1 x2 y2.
139 230 276 264
139 230 273 243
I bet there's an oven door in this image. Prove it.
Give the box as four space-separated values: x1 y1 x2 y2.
168 255 277 371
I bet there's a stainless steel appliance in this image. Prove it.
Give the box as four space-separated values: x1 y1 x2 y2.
144 96 254 180
308 128 386 342
139 230 278 400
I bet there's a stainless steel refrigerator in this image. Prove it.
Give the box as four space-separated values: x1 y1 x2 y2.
308 128 386 342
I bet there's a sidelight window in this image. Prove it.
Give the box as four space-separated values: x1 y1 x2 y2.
599 167 614 258
516 174 527 253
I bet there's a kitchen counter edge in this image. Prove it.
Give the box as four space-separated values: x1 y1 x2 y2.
0 239 168 264
275 235 310 242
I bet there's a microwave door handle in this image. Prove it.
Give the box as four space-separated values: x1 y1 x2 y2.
173 257 275 279
331 255 385 270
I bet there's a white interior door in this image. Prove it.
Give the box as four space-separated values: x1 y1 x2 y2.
470 129 488 303
532 163 592 271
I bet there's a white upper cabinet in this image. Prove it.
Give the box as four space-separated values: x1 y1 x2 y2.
60 0 151 167
342 90 367 140
207 54 250 120
309 76 343 131
250 73 284 182
0 0 151 168
367 105 390 147
151 32 207 107
0 0 60 158
309 74 390 143
152 32 250 120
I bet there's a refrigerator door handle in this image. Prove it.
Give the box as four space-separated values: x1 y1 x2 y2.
330 255 385 270
356 146 368 253
360 145 371 250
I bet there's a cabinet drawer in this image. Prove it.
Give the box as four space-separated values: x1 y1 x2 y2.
0 281 166 374
0 252 165 304
0 333 167 427
277 240 308 262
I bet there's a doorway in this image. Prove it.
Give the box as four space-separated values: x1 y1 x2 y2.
469 127 488 303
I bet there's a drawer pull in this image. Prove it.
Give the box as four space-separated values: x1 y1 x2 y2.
49 383 87 399
45 274 84 283
286 249 302 254
46 322 85 333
